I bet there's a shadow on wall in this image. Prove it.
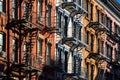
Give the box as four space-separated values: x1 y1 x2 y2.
38 60 60 80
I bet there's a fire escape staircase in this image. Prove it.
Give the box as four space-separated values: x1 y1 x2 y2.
5 18 42 78
58 1 87 51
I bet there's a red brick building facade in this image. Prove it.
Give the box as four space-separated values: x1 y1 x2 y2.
0 0 55 80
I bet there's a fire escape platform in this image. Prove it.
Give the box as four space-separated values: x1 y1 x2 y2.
87 22 109 34
61 2 87 17
107 32 120 43
87 52 110 62
10 63 39 76
61 37 87 50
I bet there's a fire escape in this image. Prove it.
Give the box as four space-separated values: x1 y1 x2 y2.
59 1 87 51
86 21 120 67
57 1 87 79
5 0 42 79
86 21 111 65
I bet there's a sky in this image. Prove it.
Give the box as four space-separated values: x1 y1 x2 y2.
117 0 120 3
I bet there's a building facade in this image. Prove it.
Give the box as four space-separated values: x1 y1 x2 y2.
0 0 55 80
0 0 120 80
55 0 87 80
96 0 120 80
82 0 120 80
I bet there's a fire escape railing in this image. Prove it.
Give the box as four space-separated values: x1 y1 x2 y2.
61 37 87 51
61 2 87 17
57 1 88 50
87 21 109 34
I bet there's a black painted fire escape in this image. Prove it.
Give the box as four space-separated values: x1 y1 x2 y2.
5 0 42 79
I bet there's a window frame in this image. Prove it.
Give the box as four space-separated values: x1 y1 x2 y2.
37 38 43 56
0 32 6 52
37 0 43 21
46 43 51 65
12 38 18 62
46 4 52 27
0 1 3 12
23 43 28 64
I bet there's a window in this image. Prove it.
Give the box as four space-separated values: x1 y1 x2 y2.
0 33 6 51
86 63 89 79
12 0 18 19
37 0 43 21
23 43 28 64
114 23 120 35
46 5 52 27
106 43 112 60
64 16 68 37
98 39 104 53
73 22 77 38
96 9 100 22
46 43 51 65
0 1 3 12
56 12 62 35
86 31 89 44
73 55 82 74
12 38 18 62
58 48 62 65
23 2 28 19
91 65 94 80
64 51 68 72
37 38 43 56
90 3 93 20
106 17 112 31
90 34 94 51
86 0 93 20
0 0 5 13
101 13 104 24
115 49 120 61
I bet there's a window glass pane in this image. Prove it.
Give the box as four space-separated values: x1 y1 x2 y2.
0 2 3 12
0 34 3 51
24 2 27 19
37 39 42 56
46 44 51 65
12 38 18 62
46 6 51 27
37 0 42 21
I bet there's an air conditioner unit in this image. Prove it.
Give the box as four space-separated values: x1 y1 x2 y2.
0 51 6 58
